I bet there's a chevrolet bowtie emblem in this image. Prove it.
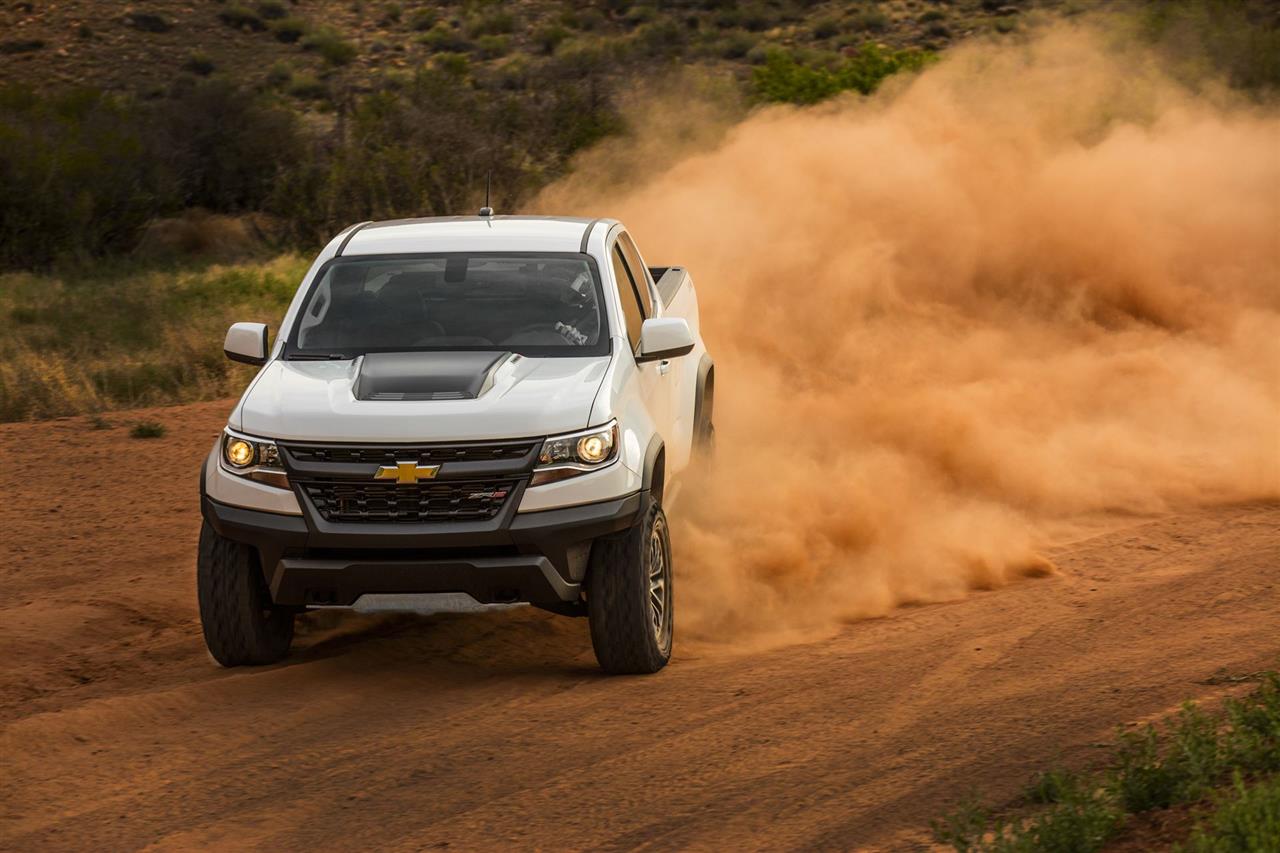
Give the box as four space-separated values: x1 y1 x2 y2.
374 461 441 484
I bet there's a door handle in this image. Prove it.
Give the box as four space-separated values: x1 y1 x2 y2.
658 360 671 375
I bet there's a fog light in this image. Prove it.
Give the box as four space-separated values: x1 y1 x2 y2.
225 438 255 468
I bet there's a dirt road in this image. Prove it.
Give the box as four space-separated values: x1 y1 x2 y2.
1 402 1276 851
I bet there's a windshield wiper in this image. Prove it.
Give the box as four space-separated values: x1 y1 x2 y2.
288 352 353 361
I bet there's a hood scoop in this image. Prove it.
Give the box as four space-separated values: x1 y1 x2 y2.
353 351 511 402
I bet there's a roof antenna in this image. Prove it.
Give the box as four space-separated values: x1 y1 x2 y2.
478 171 494 218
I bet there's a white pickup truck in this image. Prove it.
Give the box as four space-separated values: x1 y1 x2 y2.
199 215 714 674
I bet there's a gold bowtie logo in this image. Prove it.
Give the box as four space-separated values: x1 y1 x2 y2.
373 461 441 484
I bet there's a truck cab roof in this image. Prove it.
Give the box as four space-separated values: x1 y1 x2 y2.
336 215 618 257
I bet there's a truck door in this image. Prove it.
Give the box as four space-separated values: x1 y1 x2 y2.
610 242 673 445
618 232 692 464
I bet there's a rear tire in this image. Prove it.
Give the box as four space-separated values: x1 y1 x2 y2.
586 497 673 674
197 521 294 666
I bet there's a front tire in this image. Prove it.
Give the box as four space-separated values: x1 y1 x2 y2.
586 498 673 674
197 521 294 666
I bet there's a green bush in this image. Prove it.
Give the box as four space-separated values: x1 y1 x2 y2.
812 17 840 39
752 44 935 105
1140 0 1280 92
934 674 1280 853
217 5 266 32
466 10 515 38
0 88 160 267
256 1 289 21
1184 773 1280 852
287 74 329 100
269 17 308 43
408 8 436 31
533 24 570 54
716 29 757 59
302 28 359 66
475 35 510 59
417 23 470 52
183 52 216 76
852 9 890 33
125 13 173 34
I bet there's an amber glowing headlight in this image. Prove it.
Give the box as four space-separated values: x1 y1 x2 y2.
225 438 255 468
220 429 288 489
532 421 618 486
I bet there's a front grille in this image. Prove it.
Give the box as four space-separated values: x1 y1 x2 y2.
283 441 536 465
303 479 516 524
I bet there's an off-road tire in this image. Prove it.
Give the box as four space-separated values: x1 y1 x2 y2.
197 521 294 666
587 497 673 675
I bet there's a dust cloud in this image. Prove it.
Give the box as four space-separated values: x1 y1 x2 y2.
536 26 1280 640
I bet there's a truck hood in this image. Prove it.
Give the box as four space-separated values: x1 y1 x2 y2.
233 353 610 442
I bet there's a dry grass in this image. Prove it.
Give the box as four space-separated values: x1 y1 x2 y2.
0 254 309 421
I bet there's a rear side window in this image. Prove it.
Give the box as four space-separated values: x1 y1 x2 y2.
611 246 644 351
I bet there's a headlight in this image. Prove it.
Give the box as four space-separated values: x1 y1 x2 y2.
220 429 288 489
532 421 618 486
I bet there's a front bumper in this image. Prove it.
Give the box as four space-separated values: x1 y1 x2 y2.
201 491 644 608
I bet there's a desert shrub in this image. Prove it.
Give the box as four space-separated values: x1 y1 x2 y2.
533 24 570 54
151 80 302 212
302 28 359 66
625 5 658 25
630 19 687 58
559 8 606 32
256 1 289 20
269 17 308 43
265 61 293 87
217 5 266 32
434 52 470 75
466 9 515 38
408 8 437 31
1140 0 1280 92
752 44 935 104
933 674 1280 852
1184 772 1280 852
475 35 510 59
125 13 173 33
130 422 166 439
183 52 216 76
0 87 161 267
716 29 757 59
812 16 840 39
287 74 329 100
739 3 778 32
418 23 470 52
851 9 890 33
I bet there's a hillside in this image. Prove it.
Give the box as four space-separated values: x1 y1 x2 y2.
2 0 1054 96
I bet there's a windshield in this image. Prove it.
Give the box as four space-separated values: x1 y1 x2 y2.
287 253 609 358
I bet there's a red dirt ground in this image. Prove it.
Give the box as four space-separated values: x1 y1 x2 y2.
1 401 1276 851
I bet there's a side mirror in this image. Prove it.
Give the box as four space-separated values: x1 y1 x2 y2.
224 322 269 366
636 317 695 363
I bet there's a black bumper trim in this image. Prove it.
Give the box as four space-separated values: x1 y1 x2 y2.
270 555 575 607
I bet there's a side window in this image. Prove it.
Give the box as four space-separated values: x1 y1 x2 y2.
617 232 654 317
611 246 644 351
